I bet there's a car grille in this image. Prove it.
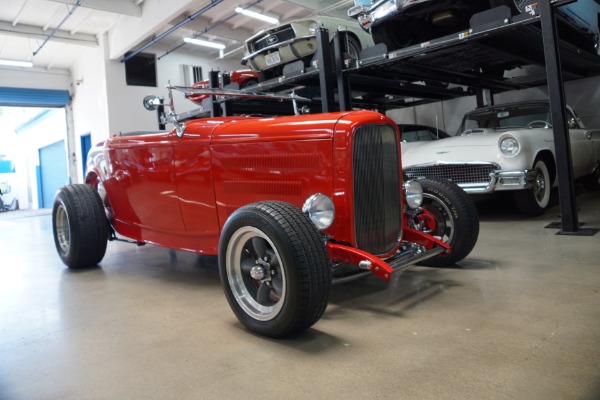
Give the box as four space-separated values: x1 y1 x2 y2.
353 125 401 255
403 163 499 185
251 26 296 52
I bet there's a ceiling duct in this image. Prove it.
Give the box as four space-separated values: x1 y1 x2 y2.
33 0 84 57
121 0 224 63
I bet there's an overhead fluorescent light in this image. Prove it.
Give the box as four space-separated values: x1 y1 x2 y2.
235 7 279 25
184 37 226 50
0 59 33 68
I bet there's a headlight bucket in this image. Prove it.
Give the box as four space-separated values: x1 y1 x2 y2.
308 21 320 35
404 180 423 209
500 136 520 156
302 193 335 231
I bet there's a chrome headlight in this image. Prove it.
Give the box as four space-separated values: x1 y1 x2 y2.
358 14 373 31
302 193 335 231
404 180 423 209
308 21 320 35
500 136 520 156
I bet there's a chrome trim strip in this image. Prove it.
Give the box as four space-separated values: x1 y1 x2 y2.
242 35 316 62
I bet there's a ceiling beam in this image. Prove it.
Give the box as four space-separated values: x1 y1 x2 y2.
108 0 212 60
178 17 254 45
0 21 98 47
12 0 30 27
280 0 353 18
45 0 142 17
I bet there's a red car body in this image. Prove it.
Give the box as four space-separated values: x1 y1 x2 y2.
86 110 450 280
186 70 259 105
86 111 448 280
61 107 477 337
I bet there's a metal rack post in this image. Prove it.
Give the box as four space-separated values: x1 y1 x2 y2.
539 0 586 235
316 28 335 113
333 33 352 111
209 70 221 117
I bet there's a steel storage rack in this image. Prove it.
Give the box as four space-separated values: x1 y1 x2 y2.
175 0 600 235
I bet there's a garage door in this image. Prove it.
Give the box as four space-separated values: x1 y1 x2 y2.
0 87 70 107
39 141 68 208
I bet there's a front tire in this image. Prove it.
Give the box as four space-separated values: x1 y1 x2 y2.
411 178 480 267
219 201 331 338
52 184 109 268
240 78 258 89
514 159 552 216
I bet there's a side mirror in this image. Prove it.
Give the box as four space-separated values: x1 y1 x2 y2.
143 95 161 111
568 117 578 129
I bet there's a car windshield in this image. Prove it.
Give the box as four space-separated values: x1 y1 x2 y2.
458 104 552 133
401 126 449 142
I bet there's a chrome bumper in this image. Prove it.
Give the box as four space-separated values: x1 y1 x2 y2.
461 169 539 194
242 35 315 69
358 0 431 25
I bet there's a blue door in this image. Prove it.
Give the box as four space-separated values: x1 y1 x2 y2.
39 140 68 208
81 133 92 177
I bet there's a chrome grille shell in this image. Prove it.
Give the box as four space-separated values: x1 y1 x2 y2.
352 125 402 255
250 26 296 52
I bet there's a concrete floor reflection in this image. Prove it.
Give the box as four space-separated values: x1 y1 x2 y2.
1 190 599 399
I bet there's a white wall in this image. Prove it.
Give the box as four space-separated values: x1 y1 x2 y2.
0 67 71 91
70 37 111 183
102 41 242 134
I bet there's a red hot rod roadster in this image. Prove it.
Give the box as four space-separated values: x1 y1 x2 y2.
52 88 479 337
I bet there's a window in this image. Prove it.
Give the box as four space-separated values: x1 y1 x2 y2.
181 65 203 86
124 52 157 87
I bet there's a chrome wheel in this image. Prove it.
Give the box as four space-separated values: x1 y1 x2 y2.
532 160 551 209
413 178 479 267
422 193 455 244
226 226 286 322
55 203 71 253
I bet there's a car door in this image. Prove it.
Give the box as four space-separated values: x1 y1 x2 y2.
105 131 186 232
172 120 221 249
566 108 595 178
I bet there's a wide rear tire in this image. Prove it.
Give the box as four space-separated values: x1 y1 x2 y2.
52 184 109 268
219 201 331 338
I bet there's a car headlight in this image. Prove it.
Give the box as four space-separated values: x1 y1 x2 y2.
308 21 320 35
302 193 335 231
358 13 374 31
500 136 520 156
404 180 423 209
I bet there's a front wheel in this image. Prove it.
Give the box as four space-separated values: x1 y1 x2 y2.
410 178 480 267
52 184 109 268
514 158 552 216
219 201 332 338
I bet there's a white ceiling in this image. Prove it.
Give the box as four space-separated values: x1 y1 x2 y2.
0 0 355 72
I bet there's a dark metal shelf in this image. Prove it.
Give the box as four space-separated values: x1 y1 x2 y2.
198 0 599 235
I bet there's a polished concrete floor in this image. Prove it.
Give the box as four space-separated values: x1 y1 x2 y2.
1 191 599 400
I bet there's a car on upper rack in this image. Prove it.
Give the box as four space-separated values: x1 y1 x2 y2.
401 100 600 216
242 15 374 80
348 0 600 56
186 70 259 105
51 85 480 339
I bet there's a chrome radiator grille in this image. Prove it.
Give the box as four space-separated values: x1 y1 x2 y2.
251 26 296 52
403 163 499 185
353 125 401 255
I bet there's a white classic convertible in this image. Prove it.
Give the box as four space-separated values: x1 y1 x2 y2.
402 101 600 215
